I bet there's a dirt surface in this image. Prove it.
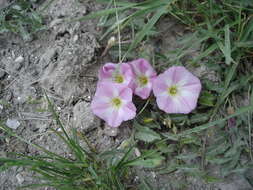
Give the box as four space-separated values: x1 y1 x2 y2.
0 0 252 190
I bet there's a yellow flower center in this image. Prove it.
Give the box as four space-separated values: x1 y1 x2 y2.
138 75 148 86
111 98 122 108
168 86 178 96
114 74 124 83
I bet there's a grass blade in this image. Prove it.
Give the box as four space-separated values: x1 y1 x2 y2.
178 105 253 137
123 4 169 59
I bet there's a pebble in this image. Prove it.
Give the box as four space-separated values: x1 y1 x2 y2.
73 35 79 42
14 56 24 64
6 119 21 130
72 101 97 132
16 173 25 184
103 125 118 137
134 147 141 157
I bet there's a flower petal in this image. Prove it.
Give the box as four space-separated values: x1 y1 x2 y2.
121 102 136 121
95 82 116 97
107 109 124 127
129 58 156 99
91 82 136 127
153 75 168 96
99 63 116 81
135 84 152 99
119 87 133 102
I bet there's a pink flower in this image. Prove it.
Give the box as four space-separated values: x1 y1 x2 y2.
98 63 133 87
91 82 136 127
129 58 157 99
153 66 201 114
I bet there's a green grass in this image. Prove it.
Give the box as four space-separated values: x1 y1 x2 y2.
1 0 253 189
77 0 253 185
0 0 45 41
0 93 163 189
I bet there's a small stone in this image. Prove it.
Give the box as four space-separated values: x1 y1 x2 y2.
16 173 24 184
14 56 24 64
134 147 141 157
73 34 79 42
6 119 21 130
151 171 156 179
39 48 57 69
103 125 118 137
72 101 98 132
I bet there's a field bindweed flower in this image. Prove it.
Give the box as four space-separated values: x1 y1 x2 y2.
91 82 136 127
153 66 201 114
129 58 157 99
98 63 133 87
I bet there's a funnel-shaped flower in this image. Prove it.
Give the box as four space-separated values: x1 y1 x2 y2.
98 63 133 87
91 82 136 127
129 58 157 99
153 66 201 114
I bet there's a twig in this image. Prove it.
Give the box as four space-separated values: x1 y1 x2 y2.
113 0 122 63
136 97 151 117
248 86 253 161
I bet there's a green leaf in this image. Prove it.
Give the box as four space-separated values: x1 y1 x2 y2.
158 162 179 174
156 142 176 154
180 135 202 146
203 175 222 183
135 125 161 143
189 113 210 124
199 91 216 106
126 156 164 168
206 142 230 157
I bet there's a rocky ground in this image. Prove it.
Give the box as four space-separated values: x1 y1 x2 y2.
0 0 252 190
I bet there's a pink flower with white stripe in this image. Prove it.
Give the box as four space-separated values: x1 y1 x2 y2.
153 66 201 114
91 82 136 127
98 63 133 87
129 58 157 99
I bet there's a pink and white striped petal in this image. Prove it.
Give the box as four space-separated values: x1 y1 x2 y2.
153 66 201 114
91 82 136 127
98 62 133 87
129 58 157 99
